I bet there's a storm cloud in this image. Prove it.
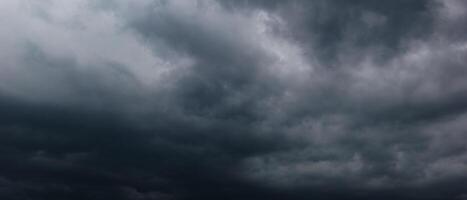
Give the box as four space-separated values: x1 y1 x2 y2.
1 0 467 199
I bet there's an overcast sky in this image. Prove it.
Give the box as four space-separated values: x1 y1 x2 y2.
1 0 467 199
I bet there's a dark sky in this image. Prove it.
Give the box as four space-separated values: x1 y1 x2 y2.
1 0 467 199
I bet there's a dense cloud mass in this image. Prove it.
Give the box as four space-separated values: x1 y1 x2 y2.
1 0 467 199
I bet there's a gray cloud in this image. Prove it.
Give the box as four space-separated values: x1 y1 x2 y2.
0 0 466 199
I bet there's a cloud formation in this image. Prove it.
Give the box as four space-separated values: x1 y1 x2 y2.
1 0 467 199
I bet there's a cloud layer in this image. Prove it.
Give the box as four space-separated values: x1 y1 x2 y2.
1 0 467 199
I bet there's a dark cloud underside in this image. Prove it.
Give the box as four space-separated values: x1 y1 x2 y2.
1 0 467 200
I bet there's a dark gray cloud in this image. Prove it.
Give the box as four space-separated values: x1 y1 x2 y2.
1 0 467 199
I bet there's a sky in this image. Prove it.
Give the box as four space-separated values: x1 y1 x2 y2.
0 0 467 199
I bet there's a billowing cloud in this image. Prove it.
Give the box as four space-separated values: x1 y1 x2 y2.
1 0 466 199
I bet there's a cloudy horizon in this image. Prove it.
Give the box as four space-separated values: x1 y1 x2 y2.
1 0 467 199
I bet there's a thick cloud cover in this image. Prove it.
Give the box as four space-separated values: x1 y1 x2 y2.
1 0 467 199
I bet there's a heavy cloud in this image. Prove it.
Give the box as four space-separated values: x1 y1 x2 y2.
0 0 467 199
